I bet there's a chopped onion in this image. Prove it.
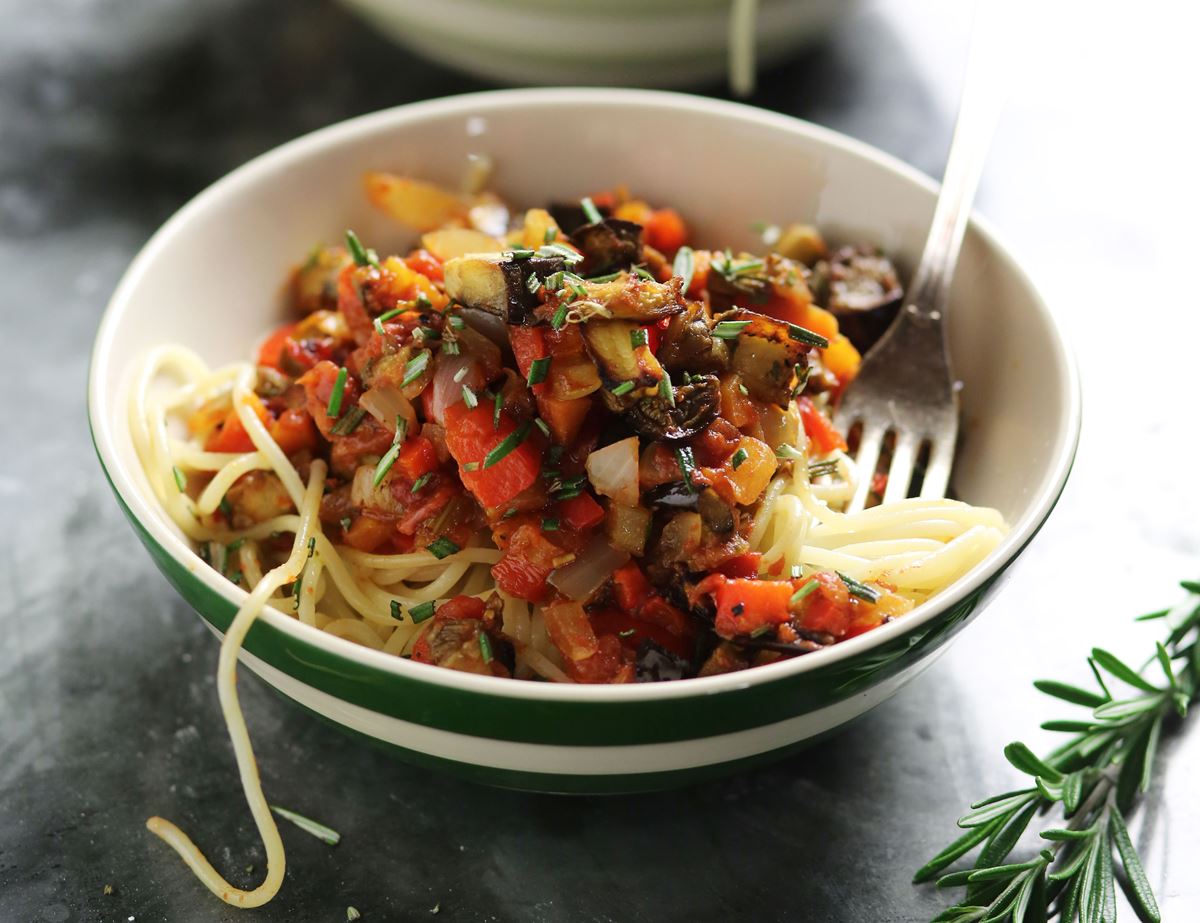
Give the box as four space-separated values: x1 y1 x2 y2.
548 536 629 602
426 353 482 425
359 386 417 436
351 465 402 513
586 437 640 507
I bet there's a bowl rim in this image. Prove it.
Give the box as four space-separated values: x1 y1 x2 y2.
89 87 1081 705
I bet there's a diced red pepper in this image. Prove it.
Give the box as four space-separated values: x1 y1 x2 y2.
558 492 604 531
443 403 542 510
508 325 549 395
204 395 269 453
611 561 652 614
796 572 855 639
712 577 795 639
405 248 444 282
590 610 692 660
436 595 486 621
798 397 848 454
256 322 298 371
491 523 560 602
395 435 439 481
268 407 319 456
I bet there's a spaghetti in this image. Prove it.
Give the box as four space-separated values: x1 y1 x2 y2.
131 177 1007 906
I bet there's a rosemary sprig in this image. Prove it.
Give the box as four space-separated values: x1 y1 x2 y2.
917 579 1200 922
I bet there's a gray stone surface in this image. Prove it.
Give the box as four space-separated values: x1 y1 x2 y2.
2 0 1198 920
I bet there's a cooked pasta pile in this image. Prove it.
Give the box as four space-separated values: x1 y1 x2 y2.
130 174 1006 906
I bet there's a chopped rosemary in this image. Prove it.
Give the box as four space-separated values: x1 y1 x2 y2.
790 581 818 606
447 315 465 329
587 270 622 283
544 226 557 243
344 230 378 269
630 327 648 349
452 366 468 384
502 507 518 519
492 390 503 429
808 458 840 479
426 537 460 559
730 448 749 469
836 571 881 604
415 292 433 312
658 370 675 407
541 517 560 531
339 516 352 532
543 270 565 292
776 444 805 461
269 805 341 845
712 320 751 339
550 301 569 330
483 419 532 468
526 273 542 295
394 416 408 445
750 624 774 638
672 245 695 293
172 466 186 492
307 536 316 558
565 275 588 298
373 443 401 486
410 472 433 493
227 537 245 554
326 367 349 418
462 385 478 409
390 599 403 620
618 629 636 638
441 340 460 355
409 600 436 623
610 380 635 396
788 324 830 348
462 461 479 472
401 350 431 387
580 196 603 224
330 406 367 436
373 306 405 334
527 356 551 387
533 417 550 437
478 631 494 663
675 446 697 493
507 248 534 260
537 243 584 265
633 265 656 281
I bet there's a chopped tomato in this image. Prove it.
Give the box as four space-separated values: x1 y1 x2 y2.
796 572 853 638
798 397 848 454
712 577 795 639
643 208 688 255
557 492 605 531
437 595 486 621
405 248 444 282
717 553 762 579
611 561 652 613
256 323 298 371
443 403 542 510
491 523 560 601
204 395 269 453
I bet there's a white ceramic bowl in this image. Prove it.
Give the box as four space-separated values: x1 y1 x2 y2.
90 89 1080 793
334 0 857 87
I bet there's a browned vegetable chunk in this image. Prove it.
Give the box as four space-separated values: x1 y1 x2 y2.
810 245 903 352
291 246 352 316
724 309 811 406
657 301 729 375
626 373 720 442
570 218 643 275
444 253 565 324
581 319 666 403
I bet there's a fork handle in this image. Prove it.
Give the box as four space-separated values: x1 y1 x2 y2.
905 1 1008 323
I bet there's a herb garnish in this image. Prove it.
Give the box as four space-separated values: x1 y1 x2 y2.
410 472 433 493
587 270 623 283
330 406 367 436
373 443 400 487
483 420 532 468
533 417 551 437
550 301 570 330
712 320 751 340
409 600 436 624
326 368 348 418
836 571 880 603
730 448 749 470
507 248 534 260
492 390 503 429
673 245 695 293
542 518 560 531
790 581 818 606
269 805 341 846
675 446 697 493
462 385 478 409
580 196 603 224
544 227 557 243
630 328 648 349
390 600 403 621
172 466 187 492
610 381 635 397
788 324 830 348
345 230 378 269
526 273 542 295
527 356 551 387
401 350 430 388
538 243 584 265
633 265 656 282
478 631 494 664
775 444 805 461
426 537 460 559
919 579 1200 923
808 458 840 479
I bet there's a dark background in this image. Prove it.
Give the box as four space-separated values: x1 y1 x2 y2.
2 0 1198 920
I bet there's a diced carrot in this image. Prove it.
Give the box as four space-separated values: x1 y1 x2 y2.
405 248 444 282
256 323 298 371
558 492 605 531
342 514 396 553
443 403 542 510
204 395 269 453
611 561 652 614
801 304 840 341
798 397 848 454
268 407 319 455
535 393 591 445
644 208 688 255
822 333 861 384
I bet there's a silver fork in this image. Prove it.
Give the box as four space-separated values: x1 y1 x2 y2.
833 9 1006 512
